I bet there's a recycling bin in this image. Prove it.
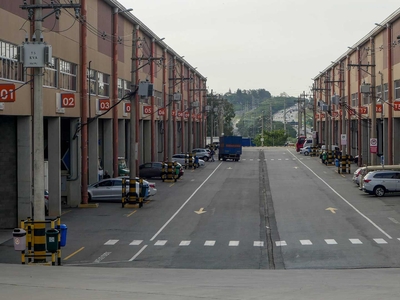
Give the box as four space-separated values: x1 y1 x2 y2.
140 182 149 198
56 224 67 247
46 229 59 253
13 228 26 251
335 158 340 167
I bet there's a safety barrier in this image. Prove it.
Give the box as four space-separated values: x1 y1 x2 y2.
122 177 144 208
161 161 179 182
16 217 64 265
337 155 351 174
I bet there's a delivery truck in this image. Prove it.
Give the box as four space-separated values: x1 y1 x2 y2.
218 136 242 161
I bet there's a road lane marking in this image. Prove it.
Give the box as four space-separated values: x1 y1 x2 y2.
129 240 143 246
275 241 287 246
204 240 216 246
63 247 84 260
388 217 400 224
169 183 175 187
326 207 338 214
104 240 119 245
194 207 206 214
229 241 239 246
94 252 111 263
179 241 191 246
127 210 137 217
289 150 393 240
129 245 148 261
374 238 388 244
154 240 167 246
254 241 264 247
349 239 363 244
150 162 223 241
325 239 338 245
300 240 312 245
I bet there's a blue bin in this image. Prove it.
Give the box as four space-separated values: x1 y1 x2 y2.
56 224 68 247
140 183 149 198
335 159 340 167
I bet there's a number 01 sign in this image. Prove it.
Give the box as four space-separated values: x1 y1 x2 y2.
0 84 16 102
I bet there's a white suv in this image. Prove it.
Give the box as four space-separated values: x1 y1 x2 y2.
362 170 400 197
191 148 211 161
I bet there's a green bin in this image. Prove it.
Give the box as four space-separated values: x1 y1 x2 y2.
46 229 59 253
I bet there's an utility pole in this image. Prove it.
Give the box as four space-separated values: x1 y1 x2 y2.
261 111 264 147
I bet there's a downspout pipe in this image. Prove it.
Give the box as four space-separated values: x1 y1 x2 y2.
80 0 88 204
357 48 362 166
387 23 393 165
150 39 155 161
112 8 119 178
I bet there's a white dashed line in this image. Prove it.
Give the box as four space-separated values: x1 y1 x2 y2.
275 241 287 246
325 239 338 245
179 241 191 246
300 240 312 245
229 241 239 246
349 239 363 244
94 252 111 263
129 240 143 246
253 241 264 247
104 240 119 245
204 240 216 246
374 238 388 244
154 240 167 246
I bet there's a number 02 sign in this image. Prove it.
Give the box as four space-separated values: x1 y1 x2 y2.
0 84 16 102
61 93 75 108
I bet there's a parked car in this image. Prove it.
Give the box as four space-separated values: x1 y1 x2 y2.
172 154 205 167
88 178 156 202
299 146 311 155
362 170 400 197
352 167 363 186
139 161 184 179
191 148 211 161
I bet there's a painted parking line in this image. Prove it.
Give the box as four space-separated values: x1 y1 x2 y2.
129 240 143 246
63 247 85 260
104 240 119 245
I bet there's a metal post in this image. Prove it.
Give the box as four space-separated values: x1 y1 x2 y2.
261 111 264 147
112 8 119 178
130 26 138 183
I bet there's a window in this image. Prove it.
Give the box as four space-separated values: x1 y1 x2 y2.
0 40 24 82
98 72 110 96
376 85 382 100
395 80 400 100
383 83 388 101
59 59 77 91
87 69 97 95
44 57 58 88
118 78 131 99
351 93 357 107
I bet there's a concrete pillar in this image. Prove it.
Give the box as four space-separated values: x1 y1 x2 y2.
143 120 151 162
393 118 400 164
88 118 99 184
103 119 113 176
17 116 32 221
67 118 81 207
48 117 61 216
118 119 126 157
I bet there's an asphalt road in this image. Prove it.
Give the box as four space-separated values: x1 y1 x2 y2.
3 146 400 298
2 146 400 271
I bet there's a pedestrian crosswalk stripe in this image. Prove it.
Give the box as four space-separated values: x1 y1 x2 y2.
349 239 362 244
229 241 239 246
374 238 388 244
325 239 337 245
275 241 287 246
104 240 119 245
253 241 264 247
179 241 191 246
300 240 312 245
129 240 143 246
154 240 167 246
204 240 216 246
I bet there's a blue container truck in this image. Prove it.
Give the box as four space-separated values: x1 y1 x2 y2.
218 136 242 161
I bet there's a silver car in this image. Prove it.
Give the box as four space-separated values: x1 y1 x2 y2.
88 178 156 201
362 170 400 197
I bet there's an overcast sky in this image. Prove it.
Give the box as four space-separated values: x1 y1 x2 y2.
118 0 400 97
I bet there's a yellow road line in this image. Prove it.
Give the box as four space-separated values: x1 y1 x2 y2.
61 210 71 216
169 183 175 187
64 247 85 260
127 210 137 217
